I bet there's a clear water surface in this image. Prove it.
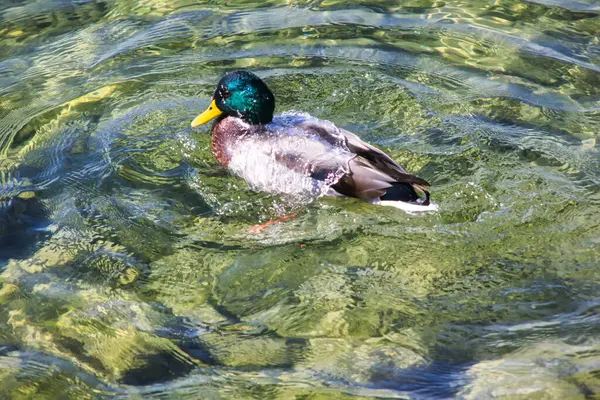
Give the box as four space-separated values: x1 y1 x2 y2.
0 0 599 398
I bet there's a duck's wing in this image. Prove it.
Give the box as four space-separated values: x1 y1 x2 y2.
295 119 430 203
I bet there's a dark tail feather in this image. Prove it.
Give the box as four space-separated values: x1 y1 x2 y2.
380 183 430 205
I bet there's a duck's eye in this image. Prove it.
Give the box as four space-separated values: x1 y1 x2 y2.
221 90 231 100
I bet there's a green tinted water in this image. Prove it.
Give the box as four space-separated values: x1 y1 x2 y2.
0 0 599 398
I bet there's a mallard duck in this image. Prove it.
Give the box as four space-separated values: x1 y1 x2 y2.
191 71 436 212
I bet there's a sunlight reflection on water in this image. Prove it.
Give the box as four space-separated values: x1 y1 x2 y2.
0 0 599 398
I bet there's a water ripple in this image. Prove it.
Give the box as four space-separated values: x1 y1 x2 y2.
0 0 599 398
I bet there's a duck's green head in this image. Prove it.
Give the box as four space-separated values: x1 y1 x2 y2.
191 71 275 127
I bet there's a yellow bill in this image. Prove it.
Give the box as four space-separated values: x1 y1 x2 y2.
191 99 223 127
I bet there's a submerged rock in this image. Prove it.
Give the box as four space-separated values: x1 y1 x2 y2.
459 340 596 399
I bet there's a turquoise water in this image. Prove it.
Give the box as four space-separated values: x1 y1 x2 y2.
0 0 599 398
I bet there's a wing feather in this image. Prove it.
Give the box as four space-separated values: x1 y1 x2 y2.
266 115 430 204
